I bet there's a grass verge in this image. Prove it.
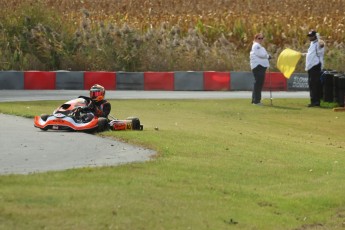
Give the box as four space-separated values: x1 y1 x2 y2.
0 98 345 229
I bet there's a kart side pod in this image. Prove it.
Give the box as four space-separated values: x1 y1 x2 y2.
109 117 143 131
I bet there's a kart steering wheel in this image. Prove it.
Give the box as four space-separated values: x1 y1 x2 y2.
78 96 94 108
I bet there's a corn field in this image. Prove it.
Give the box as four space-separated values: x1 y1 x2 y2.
0 0 344 71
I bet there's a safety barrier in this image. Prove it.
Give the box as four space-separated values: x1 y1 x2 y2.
116 72 144 90
0 71 24 89
56 71 84 90
84 71 116 90
0 70 309 91
144 72 174 90
24 71 56 89
230 72 254 91
174 71 204 91
204 71 230 91
263 72 287 91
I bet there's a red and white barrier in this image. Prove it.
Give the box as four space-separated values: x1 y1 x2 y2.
24 71 56 90
204 71 230 91
0 70 307 91
144 72 174 90
84 71 116 90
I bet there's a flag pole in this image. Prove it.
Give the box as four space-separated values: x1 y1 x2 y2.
268 62 273 106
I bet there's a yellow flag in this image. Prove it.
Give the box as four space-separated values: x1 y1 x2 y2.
277 48 302 79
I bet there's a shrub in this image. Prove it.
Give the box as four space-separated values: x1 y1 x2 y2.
0 0 344 72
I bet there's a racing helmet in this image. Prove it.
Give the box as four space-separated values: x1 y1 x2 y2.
90 84 105 102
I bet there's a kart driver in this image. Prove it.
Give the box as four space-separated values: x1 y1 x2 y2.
87 84 111 118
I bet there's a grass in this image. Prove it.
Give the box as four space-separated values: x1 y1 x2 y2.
0 98 345 229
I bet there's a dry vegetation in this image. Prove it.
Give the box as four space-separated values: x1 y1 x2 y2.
0 0 344 71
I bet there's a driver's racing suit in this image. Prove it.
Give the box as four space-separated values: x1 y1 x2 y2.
92 100 111 118
78 96 111 119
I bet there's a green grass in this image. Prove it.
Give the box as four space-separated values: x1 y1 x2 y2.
1 98 345 229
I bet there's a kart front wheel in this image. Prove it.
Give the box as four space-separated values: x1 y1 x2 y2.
40 114 50 121
39 114 50 131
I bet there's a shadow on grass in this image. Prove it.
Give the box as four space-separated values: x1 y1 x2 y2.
270 104 335 111
268 105 302 110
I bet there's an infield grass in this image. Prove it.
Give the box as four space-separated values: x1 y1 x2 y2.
0 98 345 229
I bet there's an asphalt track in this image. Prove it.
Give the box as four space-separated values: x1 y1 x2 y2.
0 90 308 175
0 90 309 101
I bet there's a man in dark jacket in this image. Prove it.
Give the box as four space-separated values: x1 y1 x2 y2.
305 30 325 107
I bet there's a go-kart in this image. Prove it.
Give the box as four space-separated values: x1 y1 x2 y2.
34 96 143 132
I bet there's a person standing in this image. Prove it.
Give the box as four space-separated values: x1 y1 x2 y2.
305 30 325 107
250 33 271 105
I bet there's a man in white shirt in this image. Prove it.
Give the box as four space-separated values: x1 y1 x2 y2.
305 30 325 107
250 33 270 105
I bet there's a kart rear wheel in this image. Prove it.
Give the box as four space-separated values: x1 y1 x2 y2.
97 117 109 132
126 117 143 130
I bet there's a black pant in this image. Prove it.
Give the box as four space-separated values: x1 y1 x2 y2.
308 63 322 105
252 65 267 104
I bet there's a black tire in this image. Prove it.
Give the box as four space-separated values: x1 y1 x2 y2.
97 117 109 132
39 114 50 131
126 117 141 130
40 114 50 121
